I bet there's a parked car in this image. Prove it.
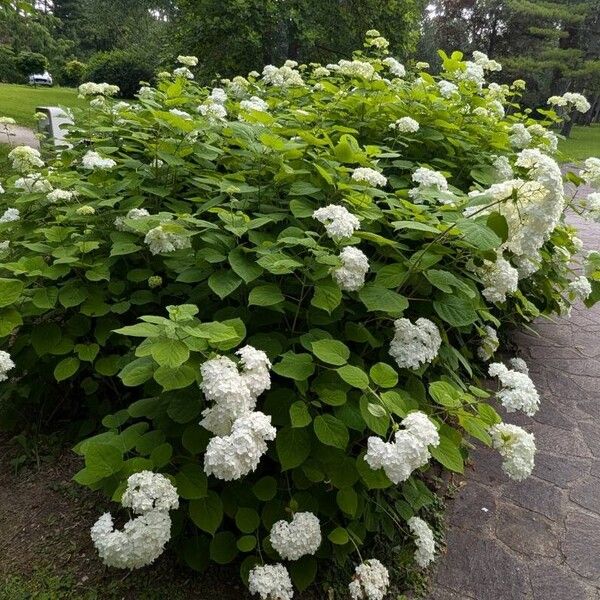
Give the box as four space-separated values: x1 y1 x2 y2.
28 71 53 86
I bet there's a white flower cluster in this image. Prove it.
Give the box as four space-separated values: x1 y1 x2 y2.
91 471 178 569
169 108 192 120
456 61 486 87
0 350 15 382
82 150 116 170
47 189 75 203
509 123 532 149
262 64 304 87
368 36 390 50
348 559 390 600
527 124 558 153
548 92 591 113
269 512 322 560
408 516 436 567
351 167 387 188
144 225 190 255
409 167 450 203
313 204 360 241
490 423 536 481
509 357 529 374
78 82 120 96
472 51 502 72
331 60 375 80
493 155 513 181
76 205 95 215
382 57 406 78
391 116 419 133
115 208 150 231
173 66 194 79
578 192 600 221
489 362 540 416
8 145 44 172
0 116 16 125
438 80 458 98
14 174 52 193
568 276 592 301
365 411 440 484
389 317 442 370
248 564 294 600
480 254 519 303
0 208 20 223
197 102 227 121
478 325 499 361
240 96 268 113
201 346 276 481
581 157 600 188
177 55 198 67
332 246 369 291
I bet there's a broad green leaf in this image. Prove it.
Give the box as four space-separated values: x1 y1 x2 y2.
54 356 80 382
289 556 318 592
228 248 263 283
311 278 342 314
176 463 208 500
235 508 260 533
433 294 478 326
119 357 155 387
210 532 238 564
190 490 223 534
150 338 190 368
336 487 358 516
311 339 350 366
273 352 314 381
276 427 311 470
430 435 464 473
208 270 242 299
0 278 23 307
337 365 369 389
328 527 349 545
358 284 408 315
248 284 285 307
290 401 312 428
83 443 123 482
154 364 196 390
429 381 463 408
314 415 349 449
369 363 398 388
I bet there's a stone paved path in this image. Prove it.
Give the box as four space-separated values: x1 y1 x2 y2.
428 193 600 599
0 124 39 149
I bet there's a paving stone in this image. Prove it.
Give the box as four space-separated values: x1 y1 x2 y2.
561 511 600 580
570 477 600 515
578 422 600 458
532 423 591 458
534 453 590 488
529 563 594 600
447 481 496 535
495 503 558 558
503 477 564 521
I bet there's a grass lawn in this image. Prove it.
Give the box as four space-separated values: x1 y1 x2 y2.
559 124 600 162
0 83 87 127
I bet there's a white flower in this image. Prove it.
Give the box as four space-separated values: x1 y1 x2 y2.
508 357 529 374
0 116 16 124
490 423 536 481
365 411 439 484
236 345 272 398
8 145 44 171
480 255 518 303
204 411 276 481
312 66 330 78
568 276 592 300
382 57 405 78
138 86 155 99
312 204 360 241
15 174 52 193
509 124 532 149
527 124 558 153
332 60 375 79
0 184 4 194
351 167 387 187
0 350 15 382
389 318 441 370
478 325 499 361
408 516 436 567
391 116 419 133
578 192 600 221
173 66 194 79
581 157 600 188
240 96 268 113
369 36 390 50
197 102 227 121
82 150 116 170
333 247 369 291
416 61 430 70
115 208 150 231
144 225 190 255
492 155 513 181
210 87 228 104
438 80 458 98
348 559 390 600
409 167 448 202
0 208 20 223
177 55 198 67
248 564 294 600
169 108 192 120
76 205 95 215
489 362 540 416
0 241 9 250
456 61 486 87
78 82 119 96
91 510 172 569
548 92 590 113
270 512 321 560
262 64 304 87
47 189 75 203
472 51 502 72
121 471 179 515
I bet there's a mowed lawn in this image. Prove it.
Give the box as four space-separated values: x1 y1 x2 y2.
559 124 600 162
0 83 87 126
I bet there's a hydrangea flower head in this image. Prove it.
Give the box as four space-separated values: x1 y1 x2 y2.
489 362 540 416
248 564 294 600
348 559 389 600
333 246 369 291
408 516 436 567
312 204 360 241
389 317 441 370
490 423 536 481
351 167 387 188
270 512 321 560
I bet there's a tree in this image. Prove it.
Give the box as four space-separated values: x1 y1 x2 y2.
15 50 47 76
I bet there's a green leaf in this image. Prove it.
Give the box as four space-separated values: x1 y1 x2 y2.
252 476 278 501
456 218 502 251
248 284 285 307
369 363 398 388
176 463 208 499
228 248 263 283
289 556 317 592
210 531 238 564
54 356 80 382
273 352 314 381
150 443 173 468
276 427 311 470
235 507 260 533
190 491 223 534
429 381 463 408
336 487 358 516
114 322 161 337
32 287 58 309
58 284 87 308
150 338 190 368
208 270 242 299
430 435 464 473
0 278 23 307
459 413 492 446
154 364 196 390
119 357 155 387
290 401 312 428
328 527 349 545
237 535 257 552
336 365 369 390
314 415 349 449
359 396 389 436
358 284 408 315
0 307 22 337
434 294 478 326
311 279 342 314
83 443 123 482
75 343 100 362
311 339 350 366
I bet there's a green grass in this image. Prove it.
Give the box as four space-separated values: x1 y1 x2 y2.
559 124 600 162
0 83 87 126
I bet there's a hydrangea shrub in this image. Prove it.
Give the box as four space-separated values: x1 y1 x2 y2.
1 33 599 597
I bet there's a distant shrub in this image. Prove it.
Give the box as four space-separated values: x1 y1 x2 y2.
15 51 48 79
0 45 19 83
61 59 86 87
85 50 155 98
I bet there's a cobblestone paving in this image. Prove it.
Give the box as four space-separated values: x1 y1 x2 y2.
428 192 600 599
